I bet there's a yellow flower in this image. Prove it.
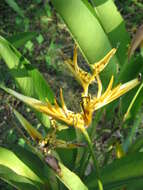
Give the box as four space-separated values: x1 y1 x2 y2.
64 45 116 96
82 77 139 127
2 47 140 131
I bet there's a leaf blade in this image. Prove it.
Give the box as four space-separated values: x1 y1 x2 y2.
91 0 130 65
0 165 39 190
51 0 118 83
85 152 143 190
0 35 54 128
6 32 37 48
0 147 45 189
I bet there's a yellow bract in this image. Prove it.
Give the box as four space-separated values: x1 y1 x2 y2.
4 46 140 131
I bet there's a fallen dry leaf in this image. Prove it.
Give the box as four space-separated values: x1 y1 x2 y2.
128 24 143 60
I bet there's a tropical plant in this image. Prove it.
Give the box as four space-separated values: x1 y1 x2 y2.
1 1 143 190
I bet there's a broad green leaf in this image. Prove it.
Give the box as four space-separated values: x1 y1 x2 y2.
127 178 143 190
0 165 38 190
6 32 37 48
13 108 42 142
11 146 58 190
85 152 143 190
0 36 54 127
51 0 118 84
57 162 88 190
5 0 24 17
15 144 88 190
0 147 45 189
91 0 130 65
0 146 88 190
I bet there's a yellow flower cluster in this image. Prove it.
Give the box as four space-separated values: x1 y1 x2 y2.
6 46 140 131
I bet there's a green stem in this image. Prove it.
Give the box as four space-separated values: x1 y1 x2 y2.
82 129 103 190
79 110 102 178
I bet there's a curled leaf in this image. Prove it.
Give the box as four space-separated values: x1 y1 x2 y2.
128 24 143 60
13 108 42 142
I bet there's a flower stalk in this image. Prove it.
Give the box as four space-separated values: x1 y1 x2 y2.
81 128 103 190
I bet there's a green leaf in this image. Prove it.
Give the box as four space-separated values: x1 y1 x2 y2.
126 178 143 190
85 152 143 190
106 55 143 119
5 0 24 17
6 32 37 48
56 128 77 169
0 147 45 190
0 145 60 189
0 145 88 190
36 34 44 44
51 0 118 84
91 0 130 65
11 146 59 190
0 165 38 190
57 162 88 190
119 56 143 116
0 85 88 189
25 41 34 51
0 35 54 128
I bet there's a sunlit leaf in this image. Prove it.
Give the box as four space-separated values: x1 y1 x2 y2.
0 36 54 128
0 146 88 190
51 0 118 85
0 147 45 189
57 162 88 190
91 0 130 65
0 165 38 190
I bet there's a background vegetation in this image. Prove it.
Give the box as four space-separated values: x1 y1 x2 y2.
0 0 143 190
